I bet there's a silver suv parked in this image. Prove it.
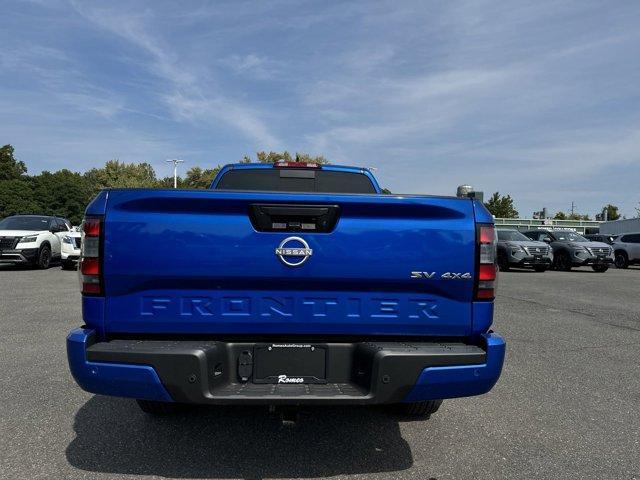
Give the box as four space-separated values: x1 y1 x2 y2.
496 229 553 272
522 229 613 272
612 233 640 269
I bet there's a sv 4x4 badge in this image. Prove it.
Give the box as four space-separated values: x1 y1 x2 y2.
411 271 472 279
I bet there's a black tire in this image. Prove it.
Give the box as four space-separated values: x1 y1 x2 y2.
397 400 443 418
497 252 510 271
554 251 572 271
37 245 51 269
615 252 629 269
592 265 609 273
136 399 182 415
61 260 76 270
533 265 548 272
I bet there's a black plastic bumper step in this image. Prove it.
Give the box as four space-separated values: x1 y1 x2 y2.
87 338 485 405
214 382 367 398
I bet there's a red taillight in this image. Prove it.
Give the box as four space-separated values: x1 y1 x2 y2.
480 225 495 244
475 224 498 300
80 216 103 295
273 161 321 168
479 263 497 281
80 257 100 275
83 218 101 237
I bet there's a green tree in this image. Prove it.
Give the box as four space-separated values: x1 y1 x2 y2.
0 145 28 180
293 152 328 164
31 170 94 224
84 160 158 191
555 211 591 221
182 166 221 189
156 176 184 189
484 192 519 218
0 146 36 218
257 151 290 163
601 204 621 221
0 179 39 218
244 151 329 164
635 202 640 218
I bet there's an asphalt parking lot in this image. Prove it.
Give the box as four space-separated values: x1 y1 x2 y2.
1 265 638 480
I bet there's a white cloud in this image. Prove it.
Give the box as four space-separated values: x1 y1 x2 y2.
221 54 284 80
68 1 280 147
0 44 126 119
385 68 516 104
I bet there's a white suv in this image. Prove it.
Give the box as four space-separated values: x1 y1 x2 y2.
0 215 76 269
612 233 640 269
60 225 82 269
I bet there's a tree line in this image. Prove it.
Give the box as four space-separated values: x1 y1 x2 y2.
0 145 328 224
483 191 631 221
1 143 636 225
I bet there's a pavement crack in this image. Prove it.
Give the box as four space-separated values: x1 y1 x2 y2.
563 341 640 352
500 294 640 333
500 295 596 317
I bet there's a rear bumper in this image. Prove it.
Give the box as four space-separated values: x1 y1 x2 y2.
67 329 505 405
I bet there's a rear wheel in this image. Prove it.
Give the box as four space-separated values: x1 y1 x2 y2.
497 252 510 271
592 265 609 273
614 252 629 269
61 260 76 270
37 245 51 269
533 265 548 272
136 399 182 415
396 400 442 418
554 251 572 271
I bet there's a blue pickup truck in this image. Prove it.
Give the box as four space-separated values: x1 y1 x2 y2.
67 161 505 418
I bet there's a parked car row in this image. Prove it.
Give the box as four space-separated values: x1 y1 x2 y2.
0 215 81 269
497 228 640 273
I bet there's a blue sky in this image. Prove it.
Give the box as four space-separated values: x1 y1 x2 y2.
1 1 639 217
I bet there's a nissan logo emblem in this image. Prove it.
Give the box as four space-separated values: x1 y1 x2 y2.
275 236 313 267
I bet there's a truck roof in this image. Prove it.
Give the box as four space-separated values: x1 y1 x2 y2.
220 162 373 174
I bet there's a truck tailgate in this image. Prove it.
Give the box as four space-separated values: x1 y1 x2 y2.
101 190 476 336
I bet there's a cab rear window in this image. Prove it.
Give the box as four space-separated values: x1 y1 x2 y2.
215 169 377 194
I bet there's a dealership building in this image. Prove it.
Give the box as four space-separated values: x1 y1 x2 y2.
598 218 640 235
492 217 640 235
493 217 602 235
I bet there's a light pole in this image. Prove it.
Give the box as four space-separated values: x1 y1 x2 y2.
165 158 184 189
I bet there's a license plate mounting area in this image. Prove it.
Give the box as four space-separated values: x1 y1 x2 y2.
253 344 327 384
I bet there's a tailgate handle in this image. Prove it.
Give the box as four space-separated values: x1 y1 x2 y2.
249 204 340 233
